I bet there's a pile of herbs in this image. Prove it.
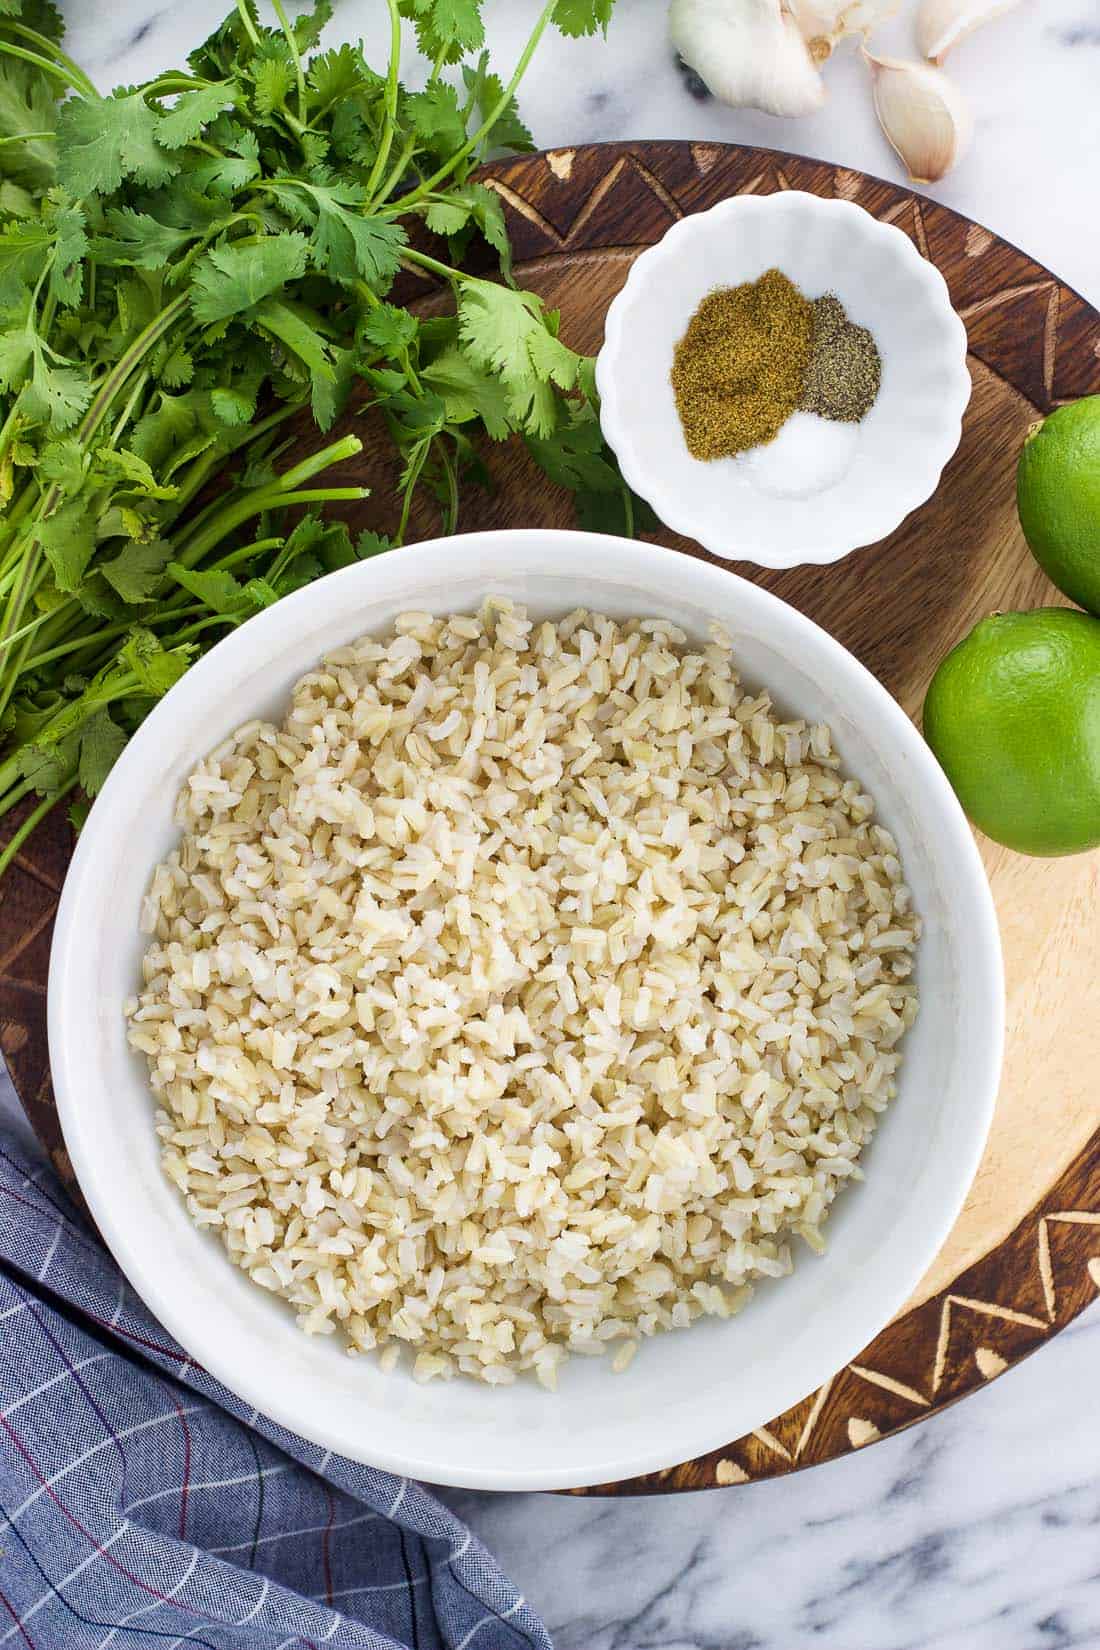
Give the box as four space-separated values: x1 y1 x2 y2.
0 0 640 874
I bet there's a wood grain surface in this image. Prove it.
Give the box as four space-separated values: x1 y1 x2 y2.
6 142 1100 1494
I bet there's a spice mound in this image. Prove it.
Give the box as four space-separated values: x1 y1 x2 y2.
671 268 883 475
671 269 812 461
800 295 881 423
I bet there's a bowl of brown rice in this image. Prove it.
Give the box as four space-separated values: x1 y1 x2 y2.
48 530 1003 1490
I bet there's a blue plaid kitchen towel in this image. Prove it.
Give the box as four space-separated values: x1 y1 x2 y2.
0 1121 551 1650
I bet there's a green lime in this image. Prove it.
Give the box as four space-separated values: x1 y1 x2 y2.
1017 397 1100 615
923 608 1100 857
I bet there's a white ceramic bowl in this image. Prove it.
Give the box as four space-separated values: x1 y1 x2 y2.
596 192 972 568
49 531 1003 1491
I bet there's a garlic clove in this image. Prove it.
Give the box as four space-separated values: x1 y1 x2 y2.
863 50 973 183
670 0 827 117
785 0 897 62
916 0 1022 63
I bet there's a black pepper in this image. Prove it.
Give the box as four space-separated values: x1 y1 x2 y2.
799 294 882 423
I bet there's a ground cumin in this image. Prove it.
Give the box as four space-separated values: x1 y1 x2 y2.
670 269 813 461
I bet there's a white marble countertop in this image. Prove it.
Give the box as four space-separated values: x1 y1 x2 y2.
46 2 1100 1645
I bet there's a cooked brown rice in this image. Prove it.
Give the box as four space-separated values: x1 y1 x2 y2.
127 600 919 1387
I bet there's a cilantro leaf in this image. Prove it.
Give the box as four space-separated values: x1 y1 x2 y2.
56 91 174 196
156 344 193 388
191 234 310 322
397 0 485 64
424 199 470 237
35 501 95 594
100 540 174 604
361 303 418 358
157 81 237 147
77 709 127 796
0 56 58 191
527 415 621 493
252 55 294 116
291 0 334 50
17 733 77 796
167 561 248 616
188 149 260 196
422 345 510 439
0 218 52 287
309 341 354 430
429 180 511 279
252 296 333 383
93 207 194 270
96 447 179 500
575 484 659 537
356 531 393 559
38 438 86 495
24 351 92 432
48 198 86 306
308 43 378 106
462 56 534 154
75 573 130 622
307 188 406 289
241 575 280 608
120 628 194 697
553 0 616 35
457 282 579 436
0 318 32 390
0 0 63 38
406 81 466 157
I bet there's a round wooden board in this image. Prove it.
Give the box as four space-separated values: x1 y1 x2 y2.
6 142 1100 1494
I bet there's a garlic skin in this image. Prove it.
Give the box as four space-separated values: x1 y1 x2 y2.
916 0 1022 62
786 0 896 61
864 51 973 183
670 0 826 117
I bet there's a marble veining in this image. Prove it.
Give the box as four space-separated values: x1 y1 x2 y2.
37 2 1100 1643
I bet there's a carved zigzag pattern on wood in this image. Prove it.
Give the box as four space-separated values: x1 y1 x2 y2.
750 1213 1100 1479
491 150 1076 420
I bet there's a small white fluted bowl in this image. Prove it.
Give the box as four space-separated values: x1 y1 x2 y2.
596 192 972 568
49 532 1003 1491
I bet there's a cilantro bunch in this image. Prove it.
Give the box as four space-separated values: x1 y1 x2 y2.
0 0 636 875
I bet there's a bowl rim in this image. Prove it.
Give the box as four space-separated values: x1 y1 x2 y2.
595 190 973 569
48 530 1004 1489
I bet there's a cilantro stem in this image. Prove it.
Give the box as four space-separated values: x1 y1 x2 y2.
21 623 134 676
0 39 86 92
174 486 366 570
0 607 51 660
271 434 363 492
439 438 459 534
375 133 417 205
364 0 403 205
399 247 464 286
108 371 150 449
395 441 430 546
0 780 78 882
0 20 98 98
76 297 191 453
388 0 557 210
234 1 261 49
271 0 307 123
0 132 53 147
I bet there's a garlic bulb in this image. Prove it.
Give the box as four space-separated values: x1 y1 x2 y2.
670 0 826 117
864 50 973 183
916 0 1022 63
786 0 896 61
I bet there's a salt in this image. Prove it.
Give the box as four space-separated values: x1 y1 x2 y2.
744 411 859 499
